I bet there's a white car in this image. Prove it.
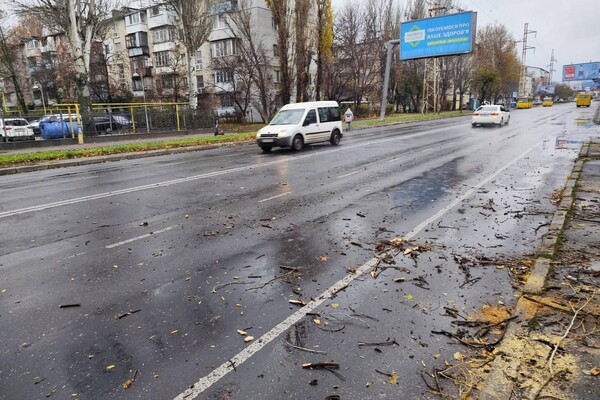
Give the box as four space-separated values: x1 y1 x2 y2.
0 118 36 141
471 105 510 128
256 101 343 153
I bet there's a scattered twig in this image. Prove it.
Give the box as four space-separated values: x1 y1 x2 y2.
302 361 339 369
245 270 299 291
358 337 398 347
116 309 141 320
212 280 250 293
532 369 566 400
285 341 327 355
59 303 81 308
548 297 592 375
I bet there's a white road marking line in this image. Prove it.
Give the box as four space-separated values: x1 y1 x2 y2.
174 141 544 400
258 192 291 203
0 125 459 220
105 226 174 249
337 171 359 178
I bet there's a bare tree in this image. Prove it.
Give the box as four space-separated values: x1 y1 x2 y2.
226 0 278 122
0 14 29 113
265 0 293 106
160 0 215 108
16 0 117 131
294 0 314 102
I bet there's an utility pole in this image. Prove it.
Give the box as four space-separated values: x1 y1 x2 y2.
422 3 447 114
517 23 536 97
548 49 557 85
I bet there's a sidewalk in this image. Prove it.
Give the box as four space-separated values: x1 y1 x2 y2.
479 142 600 400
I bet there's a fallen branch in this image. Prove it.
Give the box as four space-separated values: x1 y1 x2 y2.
245 270 298 291
116 309 142 320
302 362 339 369
524 295 598 317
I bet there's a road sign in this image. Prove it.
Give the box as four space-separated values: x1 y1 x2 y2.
399 12 477 60
562 62 600 81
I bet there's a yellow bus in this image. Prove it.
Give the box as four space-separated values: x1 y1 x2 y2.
576 93 592 107
542 97 554 107
516 97 533 109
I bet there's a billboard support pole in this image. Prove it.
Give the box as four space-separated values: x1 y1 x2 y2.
380 39 400 121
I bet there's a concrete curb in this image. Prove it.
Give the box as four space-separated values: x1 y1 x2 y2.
477 143 589 399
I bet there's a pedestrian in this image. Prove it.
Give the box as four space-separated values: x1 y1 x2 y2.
344 108 354 131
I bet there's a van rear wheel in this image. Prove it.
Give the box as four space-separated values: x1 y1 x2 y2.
330 130 341 145
291 135 303 151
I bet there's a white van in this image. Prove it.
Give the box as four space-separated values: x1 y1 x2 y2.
256 101 343 153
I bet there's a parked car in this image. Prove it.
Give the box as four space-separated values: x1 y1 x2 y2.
0 118 36 141
93 116 121 134
471 105 510 128
256 101 343 152
110 115 132 129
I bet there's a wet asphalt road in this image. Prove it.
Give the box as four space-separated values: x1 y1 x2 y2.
1 104 598 400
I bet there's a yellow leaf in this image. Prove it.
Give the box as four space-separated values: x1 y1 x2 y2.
365 381 372 388
170 330 179 335
388 372 399 385
330 303 339 309
313 319 321 325
244 336 254 342
318 255 329 261
106 365 115 371
1 289 5 293
122 379 134 389
583 368 600 376
454 351 464 361
404 294 413 300
237 330 247 336
434 354 441 359
496 265 505 269
393 277 406 282
112 264 118 268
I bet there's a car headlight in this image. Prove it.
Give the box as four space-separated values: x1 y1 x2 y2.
278 131 288 138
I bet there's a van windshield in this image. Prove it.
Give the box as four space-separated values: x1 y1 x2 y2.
270 109 305 125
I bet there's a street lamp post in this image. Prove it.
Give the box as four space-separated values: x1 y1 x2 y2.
132 71 150 133
32 81 46 114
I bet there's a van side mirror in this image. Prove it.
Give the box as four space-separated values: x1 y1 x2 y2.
303 119 311 127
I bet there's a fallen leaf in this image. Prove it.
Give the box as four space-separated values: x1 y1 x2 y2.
313 319 321 325
434 354 441 359
105 365 115 371
393 277 406 283
365 381 372 387
404 294 414 300
318 255 329 261
583 368 600 376
496 265 505 269
122 379 134 389
170 330 179 335
330 303 339 309
388 372 399 385
237 330 247 336
454 351 464 361
244 336 254 343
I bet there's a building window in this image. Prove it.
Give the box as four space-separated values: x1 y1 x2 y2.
154 51 171 67
26 39 39 50
197 75 204 88
152 28 174 44
273 70 280 83
213 14 227 30
195 50 203 70
113 23 119 36
115 42 122 52
27 57 37 68
211 39 237 58
127 12 145 25
151 6 161 16
125 34 136 48
273 44 279 58
214 70 233 83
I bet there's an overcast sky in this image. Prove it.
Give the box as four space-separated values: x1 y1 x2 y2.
331 0 600 83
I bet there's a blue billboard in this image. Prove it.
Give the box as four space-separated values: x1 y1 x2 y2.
562 62 600 81
400 12 477 60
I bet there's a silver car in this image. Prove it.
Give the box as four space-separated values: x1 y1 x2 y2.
471 105 510 128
